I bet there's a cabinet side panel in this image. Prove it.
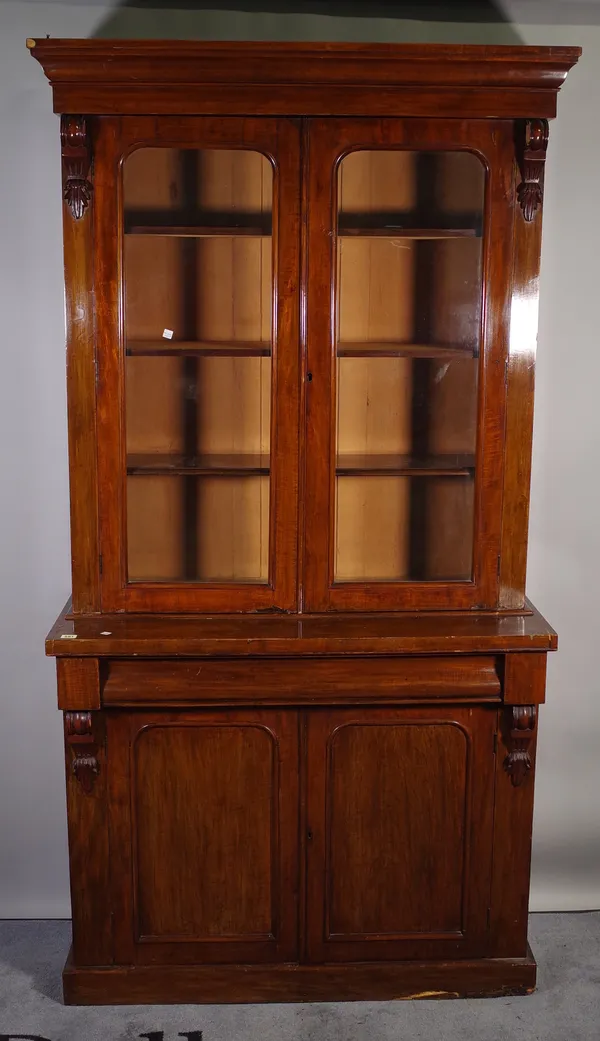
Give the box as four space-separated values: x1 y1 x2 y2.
499 126 545 609
62 116 100 612
489 702 539 956
95 117 125 610
64 710 113 965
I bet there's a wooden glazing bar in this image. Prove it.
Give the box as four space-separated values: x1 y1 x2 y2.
180 151 200 581
408 154 438 581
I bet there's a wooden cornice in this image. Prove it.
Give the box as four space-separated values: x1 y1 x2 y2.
28 40 581 119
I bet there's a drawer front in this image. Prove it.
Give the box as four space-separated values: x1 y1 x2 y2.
103 656 501 706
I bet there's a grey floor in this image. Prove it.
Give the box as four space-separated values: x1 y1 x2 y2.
0 914 598 1041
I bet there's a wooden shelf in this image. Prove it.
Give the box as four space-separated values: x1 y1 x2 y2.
336 454 475 477
126 340 272 358
124 210 272 238
128 449 472 479
337 342 477 359
125 226 270 238
338 227 479 239
127 453 270 477
337 210 482 239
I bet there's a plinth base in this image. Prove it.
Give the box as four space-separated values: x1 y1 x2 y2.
63 947 537 1005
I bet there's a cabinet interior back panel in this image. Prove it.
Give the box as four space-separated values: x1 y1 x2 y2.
334 149 482 584
123 147 273 583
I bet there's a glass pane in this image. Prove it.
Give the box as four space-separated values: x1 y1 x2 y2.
334 150 484 582
123 148 273 583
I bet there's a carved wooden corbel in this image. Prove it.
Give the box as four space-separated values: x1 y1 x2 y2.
66 711 99 793
61 115 92 220
504 705 537 787
517 119 549 222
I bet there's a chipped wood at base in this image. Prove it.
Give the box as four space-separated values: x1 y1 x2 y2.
62 947 537 1005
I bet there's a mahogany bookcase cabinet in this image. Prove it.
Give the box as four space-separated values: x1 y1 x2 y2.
30 40 580 1004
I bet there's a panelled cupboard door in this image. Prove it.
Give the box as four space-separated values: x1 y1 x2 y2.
106 709 299 965
306 706 497 962
95 117 301 612
304 118 515 611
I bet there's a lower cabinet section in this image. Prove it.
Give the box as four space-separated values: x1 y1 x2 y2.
100 703 498 969
106 709 299 965
58 645 549 1002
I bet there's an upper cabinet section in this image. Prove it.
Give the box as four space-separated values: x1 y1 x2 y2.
29 42 580 614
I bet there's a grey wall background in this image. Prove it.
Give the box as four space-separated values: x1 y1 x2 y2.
0 0 598 917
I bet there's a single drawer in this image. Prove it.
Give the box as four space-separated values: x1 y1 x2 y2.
103 656 501 707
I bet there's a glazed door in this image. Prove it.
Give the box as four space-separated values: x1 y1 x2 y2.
304 118 514 611
95 117 300 612
305 705 497 962
107 708 299 965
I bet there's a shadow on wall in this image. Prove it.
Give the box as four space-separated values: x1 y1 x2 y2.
93 0 524 43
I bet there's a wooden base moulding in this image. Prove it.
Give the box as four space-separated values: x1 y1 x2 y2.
62 949 537 1005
